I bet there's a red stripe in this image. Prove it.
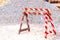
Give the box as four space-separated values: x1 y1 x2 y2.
38 12 41 15
25 8 28 10
45 26 48 29
34 8 38 10
49 31 52 33
40 8 43 11
45 31 49 34
30 8 33 10
53 29 56 35
23 12 28 16
33 12 36 15
51 22 54 28
45 16 48 20
45 21 48 24
28 12 32 15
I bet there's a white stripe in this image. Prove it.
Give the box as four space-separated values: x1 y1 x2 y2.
43 8 47 13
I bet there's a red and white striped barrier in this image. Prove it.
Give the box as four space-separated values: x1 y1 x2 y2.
19 8 56 38
44 9 56 38
23 8 43 11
